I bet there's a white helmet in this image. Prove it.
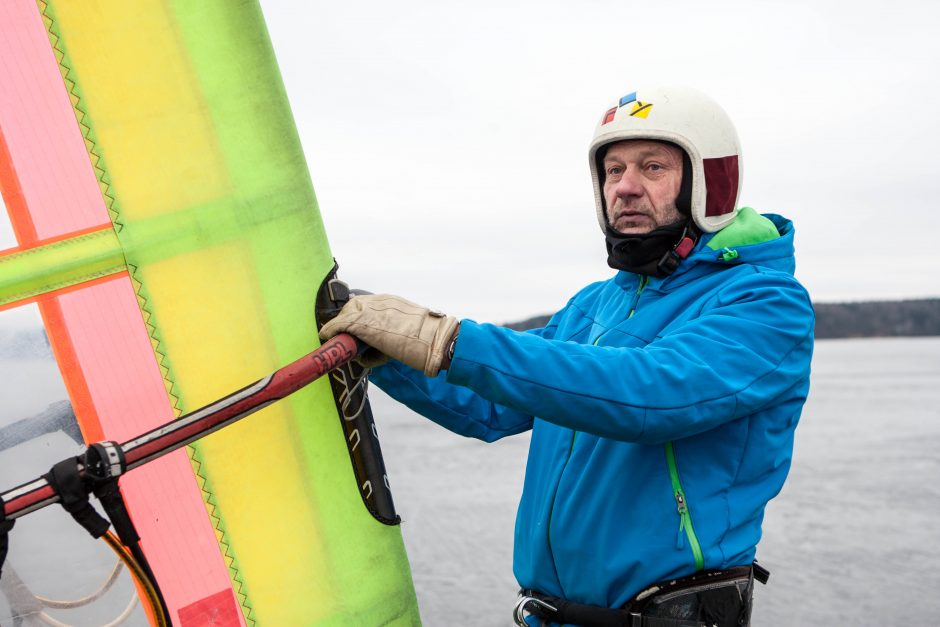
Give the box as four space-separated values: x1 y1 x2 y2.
589 86 742 234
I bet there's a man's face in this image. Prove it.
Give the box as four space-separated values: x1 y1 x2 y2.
602 140 684 235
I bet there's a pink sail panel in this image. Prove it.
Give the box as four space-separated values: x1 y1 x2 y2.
0 0 111 244
40 271 243 623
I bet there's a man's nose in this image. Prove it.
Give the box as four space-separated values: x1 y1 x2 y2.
613 168 644 198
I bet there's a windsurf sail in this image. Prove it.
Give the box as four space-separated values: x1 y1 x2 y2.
0 1 420 625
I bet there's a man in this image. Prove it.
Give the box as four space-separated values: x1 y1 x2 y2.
320 86 814 626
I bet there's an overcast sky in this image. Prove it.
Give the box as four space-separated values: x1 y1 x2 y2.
256 0 940 322
3 1 938 324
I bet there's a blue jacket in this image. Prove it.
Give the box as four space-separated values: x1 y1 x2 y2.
371 210 814 608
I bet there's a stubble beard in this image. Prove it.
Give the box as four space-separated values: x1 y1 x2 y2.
608 200 682 235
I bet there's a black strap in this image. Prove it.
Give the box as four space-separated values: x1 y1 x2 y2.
521 593 618 626
41 442 135 542
0 497 13 578
521 564 766 627
520 590 701 627
44 458 110 538
655 223 700 277
92 481 139 547
84 442 138 547
41 446 171 621
752 561 770 585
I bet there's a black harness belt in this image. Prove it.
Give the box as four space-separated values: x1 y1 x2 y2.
515 563 769 627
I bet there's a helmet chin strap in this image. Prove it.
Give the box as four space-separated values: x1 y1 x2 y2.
605 219 700 277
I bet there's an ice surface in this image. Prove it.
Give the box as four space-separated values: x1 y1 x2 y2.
2 323 936 625
377 337 940 626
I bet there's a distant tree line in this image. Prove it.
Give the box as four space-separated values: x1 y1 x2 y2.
810 298 940 338
3 299 938 359
503 298 940 339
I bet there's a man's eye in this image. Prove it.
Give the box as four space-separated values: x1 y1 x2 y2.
647 163 663 172
606 166 623 176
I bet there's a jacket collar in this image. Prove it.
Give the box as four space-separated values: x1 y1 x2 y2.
614 211 796 292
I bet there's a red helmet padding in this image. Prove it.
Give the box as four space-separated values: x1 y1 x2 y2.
703 155 739 217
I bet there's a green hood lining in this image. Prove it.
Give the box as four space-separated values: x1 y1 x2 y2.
705 207 780 251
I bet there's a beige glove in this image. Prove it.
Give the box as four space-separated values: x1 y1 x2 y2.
319 294 459 377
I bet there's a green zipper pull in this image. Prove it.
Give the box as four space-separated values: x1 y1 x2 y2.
675 492 687 549
665 442 706 570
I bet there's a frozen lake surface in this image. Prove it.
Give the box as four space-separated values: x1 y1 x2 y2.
376 337 940 626
1 336 937 625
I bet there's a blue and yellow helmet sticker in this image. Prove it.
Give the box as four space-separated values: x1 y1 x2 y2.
602 91 653 124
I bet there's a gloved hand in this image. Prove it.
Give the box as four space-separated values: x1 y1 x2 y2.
319 294 459 377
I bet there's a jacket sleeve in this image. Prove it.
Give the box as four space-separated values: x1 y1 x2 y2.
368 315 563 442
445 270 815 444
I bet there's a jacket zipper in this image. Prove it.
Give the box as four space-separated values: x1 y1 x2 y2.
628 276 648 318
665 441 704 570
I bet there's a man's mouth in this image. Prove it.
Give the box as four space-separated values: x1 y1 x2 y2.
613 211 649 224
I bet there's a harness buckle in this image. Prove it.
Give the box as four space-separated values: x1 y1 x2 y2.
513 594 558 626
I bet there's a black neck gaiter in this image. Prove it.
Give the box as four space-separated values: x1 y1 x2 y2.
605 220 698 277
